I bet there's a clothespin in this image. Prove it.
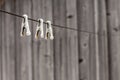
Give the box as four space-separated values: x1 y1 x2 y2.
20 14 31 36
35 18 44 39
45 21 54 40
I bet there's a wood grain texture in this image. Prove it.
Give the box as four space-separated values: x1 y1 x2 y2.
53 0 68 80
0 8 2 80
1 5 5 80
39 0 54 80
2 0 16 80
77 0 96 80
0 0 119 80
20 0 32 80
106 0 120 80
31 0 42 80
14 0 23 80
96 0 109 80
66 0 79 80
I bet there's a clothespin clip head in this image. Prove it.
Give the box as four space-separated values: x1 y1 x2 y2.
35 18 44 39
20 14 31 37
45 21 54 40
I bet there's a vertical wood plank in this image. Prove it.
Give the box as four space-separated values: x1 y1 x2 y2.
39 0 54 80
32 1 47 80
52 1 62 80
1 4 6 80
44 0 54 79
77 0 97 80
95 0 109 80
14 0 23 80
2 0 16 80
0 0 111 80
32 0 43 80
0 8 2 80
106 0 120 80
94 0 100 80
53 0 68 80
18 0 32 80
77 0 91 80
66 0 79 80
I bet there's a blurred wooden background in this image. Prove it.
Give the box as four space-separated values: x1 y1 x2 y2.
0 0 120 80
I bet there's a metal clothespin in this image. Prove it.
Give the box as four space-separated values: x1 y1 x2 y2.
35 18 44 39
20 14 31 36
45 21 54 40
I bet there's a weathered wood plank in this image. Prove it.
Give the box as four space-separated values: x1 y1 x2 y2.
0 8 2 80
77 0 100 80
2 0 16 80
0 0 113 80
14 0 23 80
18 0 32 80
52 1 62 80
66 0 79 80
39 0 54 80
77 0 92 80
95 0 109 80
1 5 6 80
106 0 120 80
53 0 68 80
1 4 6 80
94 0 100 80
32 0 43 80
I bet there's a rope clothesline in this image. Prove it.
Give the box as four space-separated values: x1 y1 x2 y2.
0 9 107 36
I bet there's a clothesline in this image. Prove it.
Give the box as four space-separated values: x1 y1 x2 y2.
0 9 107 36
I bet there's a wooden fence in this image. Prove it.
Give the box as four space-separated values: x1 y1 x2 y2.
0 0 120 80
